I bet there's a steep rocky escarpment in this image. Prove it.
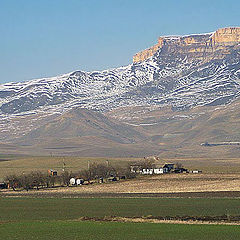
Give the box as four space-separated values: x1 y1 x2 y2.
211 27 240 46
133 27 240 63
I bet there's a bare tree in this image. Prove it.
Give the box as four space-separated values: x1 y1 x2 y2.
4 174 19 191
19 174 32 191
142 158 155 169
78 169 92 183
61 171 71 186
175 162 183 169
88 162 117 179
31 171 45 190
118 166 136 179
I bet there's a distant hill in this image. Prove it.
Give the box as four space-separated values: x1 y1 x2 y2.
0 101 239 158
108 99 240 158
8 108 160 157
20 108 145 144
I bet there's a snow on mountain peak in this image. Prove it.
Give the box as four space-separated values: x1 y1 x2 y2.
0 27 240 118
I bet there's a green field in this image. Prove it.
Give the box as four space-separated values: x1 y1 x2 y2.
1 221 240 240
1 198 240 239
1 198 240 221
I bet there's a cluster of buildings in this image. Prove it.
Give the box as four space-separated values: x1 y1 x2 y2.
130 163 189 175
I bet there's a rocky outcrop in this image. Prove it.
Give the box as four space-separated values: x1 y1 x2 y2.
133 27 240 63
133 38 164 63
211 27 240 46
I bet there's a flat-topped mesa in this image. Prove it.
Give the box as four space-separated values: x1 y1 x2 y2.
133 27 240 63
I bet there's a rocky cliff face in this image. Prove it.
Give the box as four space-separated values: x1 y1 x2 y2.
133 27 240 63
211 27 240 46
133 38 164 62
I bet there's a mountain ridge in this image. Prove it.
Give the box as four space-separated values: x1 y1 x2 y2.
0 27 240 157
0 27 239 118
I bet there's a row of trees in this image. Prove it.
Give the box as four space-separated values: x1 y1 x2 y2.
4 162 136 191
4 171 72 191
77 162 135 181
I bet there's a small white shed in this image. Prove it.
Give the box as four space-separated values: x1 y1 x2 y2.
69 178 76 185
76 179 84 185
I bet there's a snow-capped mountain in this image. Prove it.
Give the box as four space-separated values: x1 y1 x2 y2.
0 27 240 118
0 27 240 157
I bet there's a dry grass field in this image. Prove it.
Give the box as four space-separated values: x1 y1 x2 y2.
1 155 240 176
0 155 138 181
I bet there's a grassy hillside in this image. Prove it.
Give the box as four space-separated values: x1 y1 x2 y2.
109 99 240 158
1 100 240 158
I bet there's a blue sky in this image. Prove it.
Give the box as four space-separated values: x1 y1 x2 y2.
0 0 239 83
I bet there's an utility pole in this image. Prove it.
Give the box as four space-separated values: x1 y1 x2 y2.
87 161 90 170
62 159 66 172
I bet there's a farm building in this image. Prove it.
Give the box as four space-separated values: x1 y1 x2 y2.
76 179 84 185
48 169 57 176
191 170 202 174
130 161 192 175
69 178 76 185
142 168 165 175
108 176 118 181
163 163 175 172
0 182 7 189
173 168 189 173
130 161 176 174
142 169 154 175
129 157 193 175
69 178 84 186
